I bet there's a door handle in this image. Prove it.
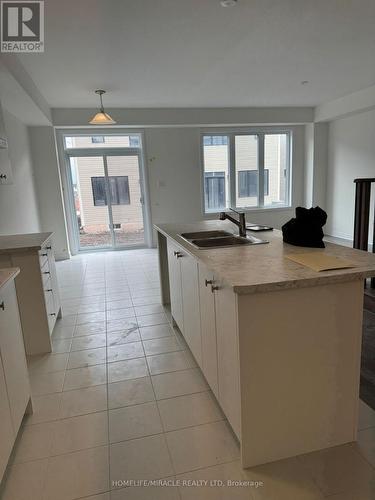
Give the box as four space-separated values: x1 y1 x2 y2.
174 251 183 258
211 284 219 293
205 279 213 287
0 301 4 311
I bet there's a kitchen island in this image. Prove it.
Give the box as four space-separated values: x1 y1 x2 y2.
155 220 375 468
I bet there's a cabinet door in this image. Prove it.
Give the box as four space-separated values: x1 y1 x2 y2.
167 240 184 331
215 280 241 438
0 281 31 434
0 356 14 480
181 254 202 366
198 263 218 397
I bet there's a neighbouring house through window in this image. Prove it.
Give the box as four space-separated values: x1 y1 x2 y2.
204 172 226 210
91 176 130 206
91 136 105 144
238 169 269 198
129 136 141 147
202 132 290 212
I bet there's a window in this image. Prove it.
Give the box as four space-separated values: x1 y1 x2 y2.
202 132 290 212
129 136 141 147
238 170 269 198
203 136 228 146
91 176 130 206
203 135 229 211
204 172 226 210
65 135 142 149
91 136 105 144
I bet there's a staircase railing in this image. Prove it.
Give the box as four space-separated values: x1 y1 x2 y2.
353 178 375 288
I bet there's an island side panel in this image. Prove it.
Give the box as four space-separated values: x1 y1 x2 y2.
157 231 170 306
237 279 363 468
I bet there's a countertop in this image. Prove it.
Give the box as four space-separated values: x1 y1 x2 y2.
155 220 375 294
0 232 53 254
0 268 20 291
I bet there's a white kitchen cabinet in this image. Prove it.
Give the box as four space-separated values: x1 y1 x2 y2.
0 280 31 433
198 262 218 398
181 254 202 366
214 278 241 438
0 233 61 355
166 238 239 437
167 240 184 331
157 222 375 468
0 270 32 481
0 356 14 479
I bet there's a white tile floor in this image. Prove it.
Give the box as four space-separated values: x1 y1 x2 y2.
1 249 375 499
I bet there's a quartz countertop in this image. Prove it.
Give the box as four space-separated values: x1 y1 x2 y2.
0 232 53 254
155 220 375 294
0 268 20 291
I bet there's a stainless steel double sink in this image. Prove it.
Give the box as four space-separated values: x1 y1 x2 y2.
179 230 268 249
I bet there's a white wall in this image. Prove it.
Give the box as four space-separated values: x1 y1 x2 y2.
326 108 375 243
29 124 305 255
145 126 305 230
0 109 41 235
29 127 70 260
304 123 329 211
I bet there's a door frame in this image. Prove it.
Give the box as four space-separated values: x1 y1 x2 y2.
56 129 153 255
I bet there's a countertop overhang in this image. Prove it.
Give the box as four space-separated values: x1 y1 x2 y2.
155 220 375 294
0 232 53 254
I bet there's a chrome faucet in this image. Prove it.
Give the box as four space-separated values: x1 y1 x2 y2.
219 208 247 237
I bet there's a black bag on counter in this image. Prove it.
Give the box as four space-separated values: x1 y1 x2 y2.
282 206 327 248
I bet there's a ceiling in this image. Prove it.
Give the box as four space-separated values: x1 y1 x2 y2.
16 0 375 108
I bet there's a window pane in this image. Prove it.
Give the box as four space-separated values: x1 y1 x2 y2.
91 177 107 206
205 172 225 210
235 135 258 208
115 176 130 205
65 135 141 149
264 134 288 207
91 136 105 144
203 136 229 211
129 136 141 147
109 177 118 204
72 157 112 249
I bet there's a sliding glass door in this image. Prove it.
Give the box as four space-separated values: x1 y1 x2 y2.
106 155 145 247
63 134 149 252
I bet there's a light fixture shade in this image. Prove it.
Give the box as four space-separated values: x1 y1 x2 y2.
89 111 116 125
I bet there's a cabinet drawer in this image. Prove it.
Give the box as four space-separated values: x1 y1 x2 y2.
39 250 49 270
41 267 51 287
43 278 53 304
45 291 57 333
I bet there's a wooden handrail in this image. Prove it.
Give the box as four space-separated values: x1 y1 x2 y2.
353 178 375 288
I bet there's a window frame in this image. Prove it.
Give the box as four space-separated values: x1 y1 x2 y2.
200 128 292 214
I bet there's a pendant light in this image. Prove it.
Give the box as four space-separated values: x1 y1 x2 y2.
89 90 116 125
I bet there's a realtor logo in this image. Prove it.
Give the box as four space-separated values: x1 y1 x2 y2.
1 1 44 52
